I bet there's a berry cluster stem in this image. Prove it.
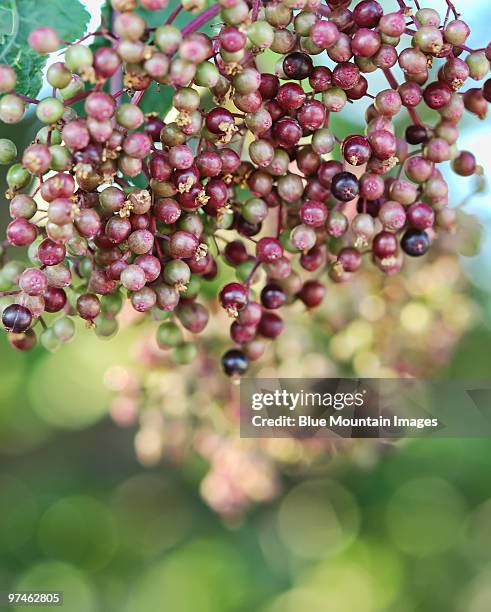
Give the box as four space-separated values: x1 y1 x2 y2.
131 90 146 105
181 4 220 37
0 291 20 297
245 260 261 289
63 90 91 106
252 0 260 22
166 4 183 25
445 0 459 19
16 93 39 104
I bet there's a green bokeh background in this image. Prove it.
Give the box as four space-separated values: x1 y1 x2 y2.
1 0 491 610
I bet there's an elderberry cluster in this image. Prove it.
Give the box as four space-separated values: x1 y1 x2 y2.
0 0 489 377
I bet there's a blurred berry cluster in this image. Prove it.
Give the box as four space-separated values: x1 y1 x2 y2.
106 234 476 517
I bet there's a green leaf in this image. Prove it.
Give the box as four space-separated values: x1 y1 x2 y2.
0 0 91 98
135 4 193 29
140 80 174 119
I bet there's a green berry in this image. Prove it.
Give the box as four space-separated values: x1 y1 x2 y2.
236 260 257 283
154 25 182 54
0 94 25 124
172 342 197 364
36 97 65 124
116 103 144 129
40 328 61 352
47 62 72 89
247 21 275 49
163 260 191 287
7 163 31 189
49 145 72 171
181 275 201 299
53 317 76 343
194 61 219 87
466 52 490 81
64 45 94 73
0 138 17 164
156 321 182 348
100 292 124 317
95 317 119 338
37 126 62 145
279 229 299 253
242 197 268 224
60 75 84 100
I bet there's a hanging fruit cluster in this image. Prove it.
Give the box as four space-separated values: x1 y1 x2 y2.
0 0 489 376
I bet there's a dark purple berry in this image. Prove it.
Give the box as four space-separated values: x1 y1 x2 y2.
401 229 430 257
2 304 33 333
331 172 360 202
260 284 286 309
283 52 313 80
406 124 429 145
338 247 362 272
222 348 249 377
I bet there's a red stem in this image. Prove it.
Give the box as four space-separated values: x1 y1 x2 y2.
407 107 421 125
252 0 260 21
63 90 91 106
383 68 399 90
166 4 183 24
181 4 220 36
455 44 476 53
276 204 283 238
445 0 459 19
131 90 146 105
151 217 164 261
16 94 39 104
59 31 117 55
245 260 261 288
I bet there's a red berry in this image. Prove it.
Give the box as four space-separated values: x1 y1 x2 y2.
258 311 284 338
298 280 326 308
256 237 283 263
219 282 248 312
373 231 398 258
423 81 453 109
342 135 371 166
